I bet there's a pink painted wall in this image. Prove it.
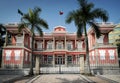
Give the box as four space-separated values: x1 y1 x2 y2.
3 48 22 64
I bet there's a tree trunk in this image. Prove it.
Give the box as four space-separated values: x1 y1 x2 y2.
29 35 34 76
83 23 91 74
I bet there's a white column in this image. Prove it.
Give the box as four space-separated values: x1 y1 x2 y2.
43 38 45 50
115 49 119 66
53 37 55 50
65 54 67 66
53 54 55 67
75 36 76 49
80 55 84 73
95 49 99 68
35 55 40 75
23 31 25 46
65 36 66 49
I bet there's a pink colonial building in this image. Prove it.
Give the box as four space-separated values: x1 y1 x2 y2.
1 22 119 74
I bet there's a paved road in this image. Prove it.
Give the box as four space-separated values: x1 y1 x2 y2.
3 74 120 83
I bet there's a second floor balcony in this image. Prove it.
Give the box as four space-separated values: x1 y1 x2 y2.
5 43 30 48
33 47 85 52
93 43 117 49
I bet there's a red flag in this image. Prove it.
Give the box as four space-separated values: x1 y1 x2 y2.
59 11 63 15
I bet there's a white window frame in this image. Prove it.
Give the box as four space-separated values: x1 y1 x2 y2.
67 41 73 50
5 50 12 60
47 41 53 49
57 41 63 49
96 35 104 43
37 42 43 50
99 50 105 60
77 41 82 49
14 50 21 60
108 50 115 60
47 55 53 64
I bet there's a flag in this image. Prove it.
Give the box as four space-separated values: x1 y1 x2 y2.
59 11 63 15
18 9 23 16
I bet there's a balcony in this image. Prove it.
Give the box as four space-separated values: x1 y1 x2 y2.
93 43 117 48
5 43 29 48
6 43 23 46
34 48 85 52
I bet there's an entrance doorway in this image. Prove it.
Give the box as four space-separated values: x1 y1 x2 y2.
55 55 65 65
58 56 62 64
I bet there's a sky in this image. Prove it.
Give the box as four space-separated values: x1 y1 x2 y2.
0 0 120 33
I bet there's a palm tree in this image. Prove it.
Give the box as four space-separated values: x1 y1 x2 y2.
18 7 48 75
65 0 108 74
0 24 11 67
0 24 6 46
0 24 6 67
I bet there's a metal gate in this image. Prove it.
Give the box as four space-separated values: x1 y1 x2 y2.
40 66 80 74
40 55 80 74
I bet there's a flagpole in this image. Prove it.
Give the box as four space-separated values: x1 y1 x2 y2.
59 11 63 26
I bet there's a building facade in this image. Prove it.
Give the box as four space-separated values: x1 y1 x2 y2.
109 24 120 67
109 24 120 44
1 22 119 74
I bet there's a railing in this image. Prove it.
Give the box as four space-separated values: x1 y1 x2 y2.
67 48 85 51
34 48 85 52
93 43 116 48
4 64 21 69
6 43 30 49
96 22 114 25
6 43 24 46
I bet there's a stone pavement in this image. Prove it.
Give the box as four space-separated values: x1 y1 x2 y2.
28 74 120 83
